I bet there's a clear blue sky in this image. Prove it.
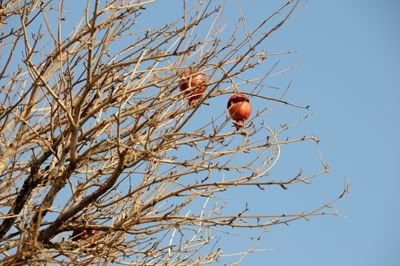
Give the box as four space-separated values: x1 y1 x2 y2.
231 1 400 265
55 1 400 265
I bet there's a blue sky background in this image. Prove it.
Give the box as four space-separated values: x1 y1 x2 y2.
232 1 400 265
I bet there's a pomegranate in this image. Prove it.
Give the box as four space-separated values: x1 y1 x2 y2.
70 221 96 241
179 71 207 105
227 93 252 129
70 227 95 241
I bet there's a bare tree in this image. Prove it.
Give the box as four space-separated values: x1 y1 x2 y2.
0 0 347 265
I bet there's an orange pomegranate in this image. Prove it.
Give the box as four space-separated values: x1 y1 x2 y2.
227 93 252 129
70 221 96 241
70 227 95 241
179 71 207 105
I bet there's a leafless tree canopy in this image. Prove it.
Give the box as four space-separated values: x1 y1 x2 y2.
0 0 347 265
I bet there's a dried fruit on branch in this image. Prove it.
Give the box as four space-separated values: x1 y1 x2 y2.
179 71 207 105
227 93 252 129
70 223 96 241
